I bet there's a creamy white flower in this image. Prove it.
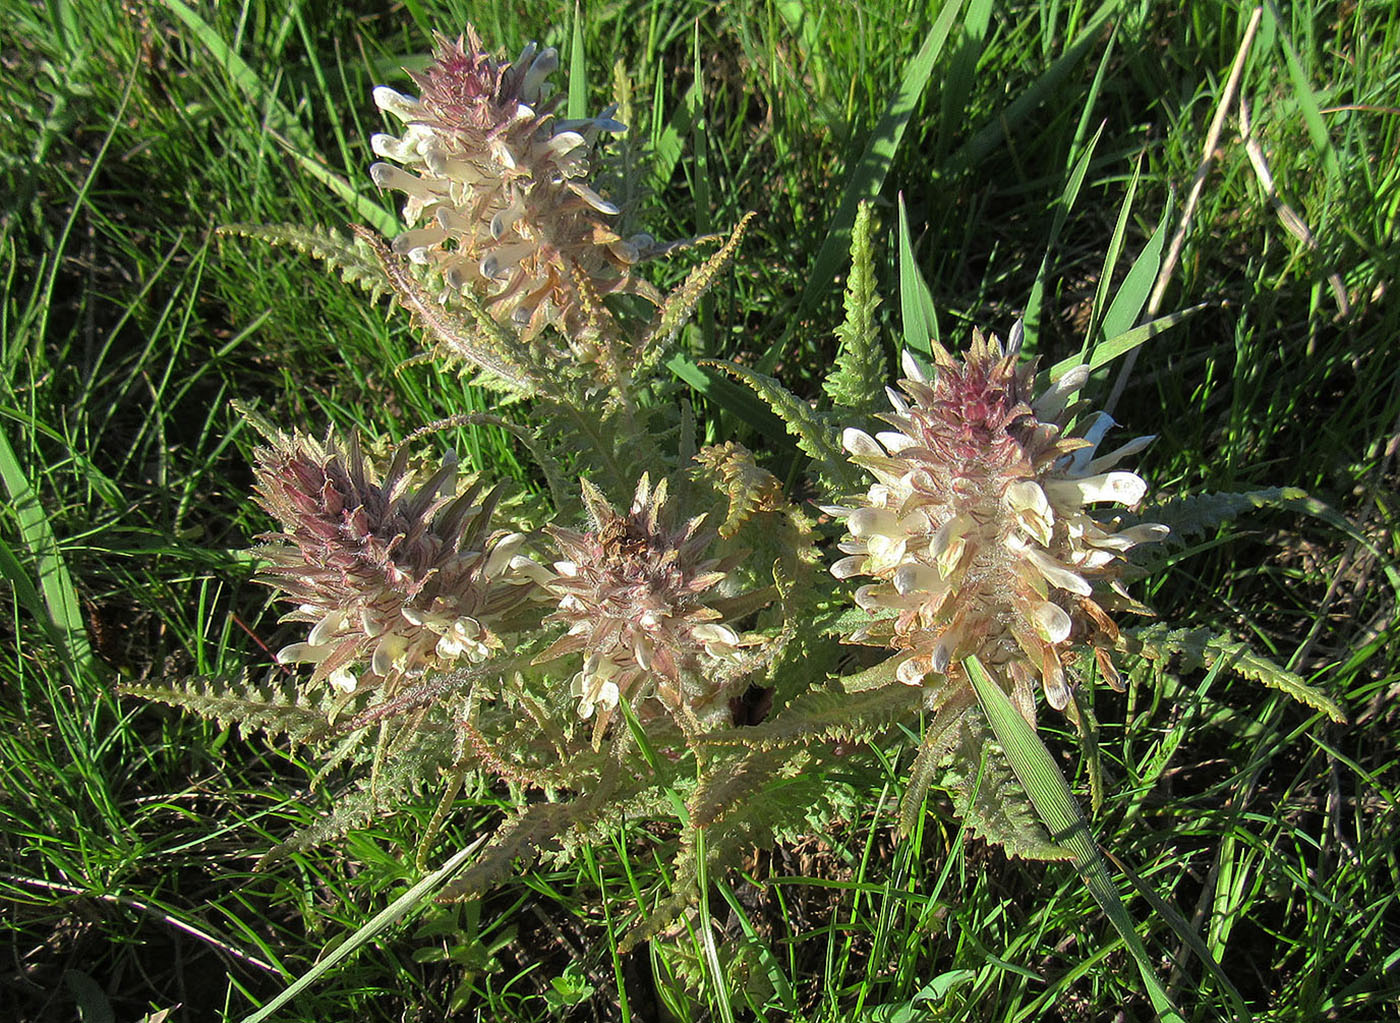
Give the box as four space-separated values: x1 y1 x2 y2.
830 324 1167 721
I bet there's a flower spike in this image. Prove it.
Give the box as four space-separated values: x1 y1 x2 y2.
535 475 760 740
830 324 1168 722
251 427 541 696
369 29 660 349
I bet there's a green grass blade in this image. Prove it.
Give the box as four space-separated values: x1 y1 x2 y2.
947 0 1124 171
0 422 93 680
649 77 692 192
0 533 56 649
568 0 587 121
1023 120 1104 350
689 22 712 238
1262 0 1340 180
716 877 800 1016
1098 184 1170 347
237 836 487 1023
1045 303 1209 383
780 0 967 364
159 0 396 236
666 353 785 437
963 655 1186 1022
1103 848 1255 1020
897 192 938 355
692 828 737 1023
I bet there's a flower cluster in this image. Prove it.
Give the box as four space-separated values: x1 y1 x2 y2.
369 28 659 347
533 476 754 735
829 325 1167 721
251 428 541 694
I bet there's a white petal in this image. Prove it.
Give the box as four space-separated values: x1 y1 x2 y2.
900 349 930 383
1045 471 1148 508
1026 548 1093 596
842 428 883 457
1004 480 1054 545
896 658 926 686
369 162 428 197
1116 522 1170 545
848 507 898 538
1032 601 1072 644
371 132 415 161
1075 547 1116 570
1086 435 1155 475
876 430 916 453
863 533 908 572
853 584 892 613
327 666 358 693
1043 665 1071 710
547 130 587 156
372 634 408 676
831 555 868 580
1064 413 1117 474
436 633 465 658
693 623 740 657
892 562 940 595
1004 319 1025 357
566 180 620 215
391 225 448 256
276 642 329 665
508 554 555 584
885 387 910 415
1032 364 1089 420
929 515 972 578
521 47 559 99
372 86 420 120
929 636 953 675
307 609 348 647
483 533 526 576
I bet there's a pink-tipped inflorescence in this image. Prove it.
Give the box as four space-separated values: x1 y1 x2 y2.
828 325 1167 722
534 476 753 734
369 28 659 346
251 428 541 694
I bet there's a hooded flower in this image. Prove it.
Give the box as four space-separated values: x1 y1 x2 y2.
828 324 1167 723
534 476 756 736
251 428 541 695
369 28 660 347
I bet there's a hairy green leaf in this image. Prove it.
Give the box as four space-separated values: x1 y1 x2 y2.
1128 624 1345 722
823 201 887 415
216 223 392 303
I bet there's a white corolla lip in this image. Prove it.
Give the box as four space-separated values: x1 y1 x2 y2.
876 430 916 453
373 86 419 120
1032 601 1072 644
327 666 358 693
831 555 868 580
1005 480 1054 546
1045 471 1148 507
842 428 884 457
1033 364 1089 420
1086 435 1155 475
900 349 930 384
929 514 974 579
848 507 898 538
1026 548 1092 596
307 609 348 647
276 641 330 665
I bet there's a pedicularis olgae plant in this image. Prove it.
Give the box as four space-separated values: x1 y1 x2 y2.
125 25 1344 950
